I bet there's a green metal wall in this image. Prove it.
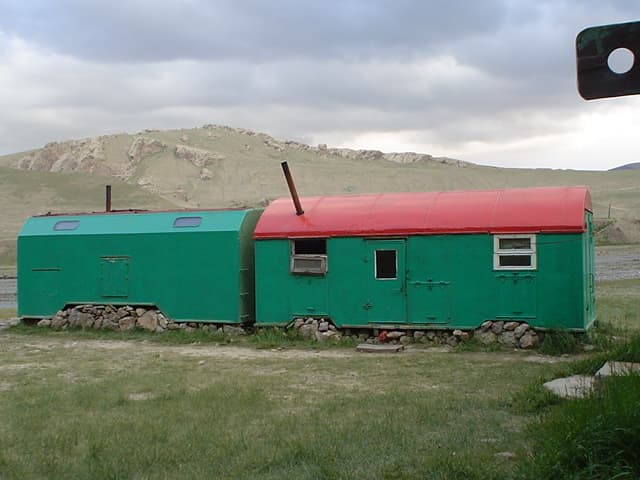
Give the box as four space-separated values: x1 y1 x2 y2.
255 216 595 330
18 209 261 323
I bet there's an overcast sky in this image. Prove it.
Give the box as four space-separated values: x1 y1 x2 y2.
0 1 638 170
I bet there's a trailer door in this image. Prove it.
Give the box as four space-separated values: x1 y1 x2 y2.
364 240 407 324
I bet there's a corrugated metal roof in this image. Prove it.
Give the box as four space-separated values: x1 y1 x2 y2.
254 186 592 239
19 209 254 236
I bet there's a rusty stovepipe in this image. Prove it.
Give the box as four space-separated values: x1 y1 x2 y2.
281 161 304 216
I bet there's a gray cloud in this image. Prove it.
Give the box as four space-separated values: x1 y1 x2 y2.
0 0 639 169
1 0 506 62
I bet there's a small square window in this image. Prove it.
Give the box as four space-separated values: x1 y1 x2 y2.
493 234 536 270
53 220 79 231
173 216 202 228
375 250 397 279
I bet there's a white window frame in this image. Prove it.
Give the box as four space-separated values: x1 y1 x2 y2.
493 234 537 270
374 249 398 280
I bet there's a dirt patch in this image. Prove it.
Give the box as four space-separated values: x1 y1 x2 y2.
0 335 358 361
127 392 157 401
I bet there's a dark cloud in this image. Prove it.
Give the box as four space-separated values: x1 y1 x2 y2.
1 0 505 62
0 0 639 169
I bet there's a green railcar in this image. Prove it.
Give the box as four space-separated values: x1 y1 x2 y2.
18 208 261 323
254 186 596 331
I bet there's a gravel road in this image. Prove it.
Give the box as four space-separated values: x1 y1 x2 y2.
0 246 637 310
0 277 16 309
595 246 640 281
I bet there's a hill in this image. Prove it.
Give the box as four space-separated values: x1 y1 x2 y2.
0 124 639 265
610 162 640 171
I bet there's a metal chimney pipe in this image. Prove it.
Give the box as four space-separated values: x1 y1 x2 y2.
106 185 112 212
280 161 304 216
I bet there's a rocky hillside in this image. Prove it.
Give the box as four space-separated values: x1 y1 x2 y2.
0 124 639 266
2 125 470 208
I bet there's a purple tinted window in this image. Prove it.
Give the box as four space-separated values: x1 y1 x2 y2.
173 216 202 228
53 220 79 231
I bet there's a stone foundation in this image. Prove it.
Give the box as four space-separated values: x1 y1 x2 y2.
34 304 247 336
29 306 539 349
291 317 540 349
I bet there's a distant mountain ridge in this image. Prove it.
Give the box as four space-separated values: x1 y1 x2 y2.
610 162 640 171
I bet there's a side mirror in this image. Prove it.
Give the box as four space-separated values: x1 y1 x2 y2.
576 21 640 99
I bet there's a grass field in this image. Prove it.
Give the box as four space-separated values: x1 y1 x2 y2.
0 308 16 319
0 280 638 479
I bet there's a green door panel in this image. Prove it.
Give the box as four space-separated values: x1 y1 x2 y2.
494 272 536 319
100 257 130 298
290 275 329 316
365 240 407 324
28 268 61 315
407 280 451 324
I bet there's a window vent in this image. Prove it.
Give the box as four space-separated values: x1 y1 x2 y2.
291 255 327 275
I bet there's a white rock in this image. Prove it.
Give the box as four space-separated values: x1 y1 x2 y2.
543 375 595 399
595 361 640 378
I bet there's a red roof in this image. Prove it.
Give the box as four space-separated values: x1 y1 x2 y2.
254 186 592 239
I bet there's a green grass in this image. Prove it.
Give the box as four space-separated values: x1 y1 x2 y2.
538 329 582 355
522 373 640 480
0 307 16 319
0 331 553 480
596 279 640 333
1 277 639 478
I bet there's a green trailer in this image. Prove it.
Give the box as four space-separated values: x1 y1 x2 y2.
254 186 596 331
18 208 261 323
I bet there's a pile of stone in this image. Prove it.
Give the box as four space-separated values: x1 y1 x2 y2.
34 305 246 335
292 317 343 342
291 317 540 349
473 320 540 349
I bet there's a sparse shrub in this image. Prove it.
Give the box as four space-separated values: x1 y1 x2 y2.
523 373 640 480
608 333 640 363
250 326 301 348
538 329 581 355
